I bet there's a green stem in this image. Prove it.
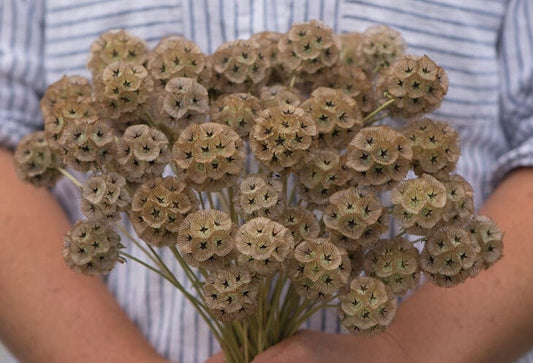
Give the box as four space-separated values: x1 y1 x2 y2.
228 187 238 224
206 192 216 209
363 98 395 126
216 191 230 214
57 167 82 189
197 190 206 210
119 252 167 280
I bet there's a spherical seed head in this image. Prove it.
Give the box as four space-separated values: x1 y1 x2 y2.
95 61 154 121
81 173 130 222
403 118 460 177
419 226 482 282
338 32 366 69
391 174 447 234
278 20 340 74
87 29 148 78
324 187 384 241
250 105 317 173
364 238 420 296
116 124 170 184
297 149 352 207
172 122 245 192
279 207 321 243
250 31 284 67
259 85 303 108
377 54 449 118
203 265 259 322
177 209 235 271
440 174 474 225
235 217 294 276
14 131 63 187
210 93 262 139
147 35 208 88
467 215 503 268
40 75 92 120
338 276 397 336
63 219 123 276
360 25 406 72
131 176 199 247
346 126 413 189
234 174 284 220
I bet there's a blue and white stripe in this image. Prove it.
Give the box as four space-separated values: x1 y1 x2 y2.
1 1 533 362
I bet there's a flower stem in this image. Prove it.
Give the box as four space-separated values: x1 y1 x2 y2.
363 98 395 126
57 167 82 189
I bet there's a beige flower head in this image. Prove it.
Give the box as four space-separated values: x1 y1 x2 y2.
440 174 475 225
40 75 92 120
361 25 406 72
81 173 130 222
234 174 284 220
338 32 366 69
259 85 303 108
210 93 262 139
467 215 503 269
279 207 321 243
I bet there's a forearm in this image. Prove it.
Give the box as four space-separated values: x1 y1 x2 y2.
385 168 533 363
0 148 168 363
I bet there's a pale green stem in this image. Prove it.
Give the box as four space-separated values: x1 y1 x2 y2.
57 167 82 188
228 187 238 224
363 98 395 126
206 192 216 209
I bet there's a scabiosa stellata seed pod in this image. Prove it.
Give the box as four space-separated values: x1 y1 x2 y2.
338 276 397 336
403 118 460 177
301 87 363 150
324 187 386 243
131 176 199 247
278 20 340 75
360 25 406 73
278 207 321 243
467 216 503 269
234 174 284 220
81 173 130 222
364 238 420 296
419 226 482 287
391 174 447 235
297 149 352 208
40 75 92 121
87 29 148 78
338 32 366 69
63 220 123 276
115 124 171 184
259 85 303 108
377 55 449 118
172 123 245 192
210 93 262 139
177 210 235 271
235 217 294 276
250 105 317 173
440 174 474 225
289 238 351 300
346 126 412 189
14 131 63 187
147 35 208 88
203 266 259 322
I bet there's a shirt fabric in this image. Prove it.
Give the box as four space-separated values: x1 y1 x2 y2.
1 0 532 362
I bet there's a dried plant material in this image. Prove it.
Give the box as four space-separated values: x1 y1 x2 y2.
235 217 294 276
177 209 235 271
14 131 63 187
116 124 170 183
440 174 474 225
365 238 420 296
467 216 503 269
347 126 412 189
338 276 397 335
81 173 130 222
360 25 406 72
63 220 123 275
234 174 284 220
40 75 92 120
210 93 262 138
338 32 366 69
259 85 303 108
278 207 321 243
172 123 245 191
250 105 317 172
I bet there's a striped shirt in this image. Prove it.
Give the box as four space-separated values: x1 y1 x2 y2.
1 1 532 362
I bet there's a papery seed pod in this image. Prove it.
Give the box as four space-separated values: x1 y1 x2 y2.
177 209 235 271
210 93 262 138
259 85 303 108
360 25 406 73
324 187 385 242
235 217 294 276
467 215 503 269
419 226 482 287
203 266 259 322
40 75 92 121
250 105 317 173
131 176 199 247
364 238 420 296
297 149 352 208
440 174 475 225
147 35 208 88
234 174 284 220
14 131 63 187
377 55 449 119
289 238 351 300
63 220 123 275
301 87 363 150
391 174 447 235
346 126 412 190
250 31 289 83
172 123 245 192
338 276 397 336
278 207 321 243
81 173 130 222
87 29 148 78
338 32 366 69
403 118 460 177
116 124 170 184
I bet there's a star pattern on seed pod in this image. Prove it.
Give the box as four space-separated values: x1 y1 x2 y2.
440 174 475 226
40 75 92 124
467 216 503 269
81 173 130 222
360 25 406 73
278 207 321 243
210 93 262 139
177 209 235 271
338 276 397 336
259 85 303 108
234 174 284 220
172 122 245 192
63 220 123 276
